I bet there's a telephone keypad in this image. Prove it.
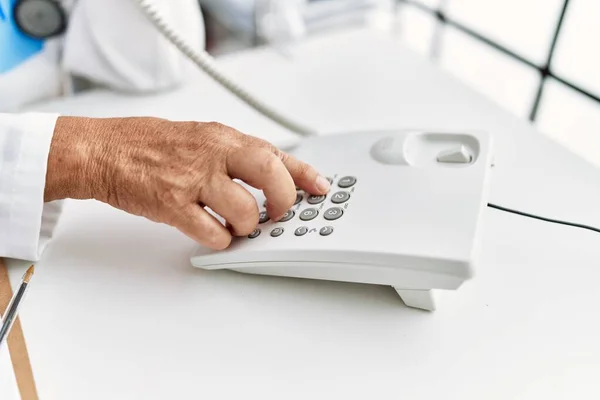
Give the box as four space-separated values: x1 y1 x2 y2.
307 194 326 204
324 207 343 220
319 226 334 236
279 210 295 222
295 226 308 236
248 228 261 238
337 176 356 188
258 211 269 224
251 174 356 239
270 227 284 237
330 191 350 204
300 208 319 221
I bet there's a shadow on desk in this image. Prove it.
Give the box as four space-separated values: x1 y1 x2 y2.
36 199 425 325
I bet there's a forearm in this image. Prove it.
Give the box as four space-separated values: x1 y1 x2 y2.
45 116 148 202
45 116 95 202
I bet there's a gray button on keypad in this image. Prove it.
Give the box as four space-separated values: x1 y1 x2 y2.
295 226 308 236
248 228 261 238
331 191 350 204
279 210 295 222
324 207 343 220
320 226 334 236
337 176 356 188
258 211 269 223
299 208 319 221
307 194 326 204
270 227 284 237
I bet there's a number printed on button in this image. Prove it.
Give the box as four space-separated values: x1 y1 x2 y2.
300 208 319 221
324 207 343 220
307 194 326 204
279 210 295 222
270 227 284 237
331 191 350 204
320 226 334 236
295 226 308 236
258 211 269 223
337 176 356 188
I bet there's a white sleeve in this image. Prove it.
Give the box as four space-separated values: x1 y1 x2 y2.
0 113 63 262
61 0 205 93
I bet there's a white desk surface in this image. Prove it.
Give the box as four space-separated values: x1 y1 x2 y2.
9 28 600 399
0 344 19 400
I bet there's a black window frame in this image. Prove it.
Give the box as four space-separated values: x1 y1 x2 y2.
397 0 600 122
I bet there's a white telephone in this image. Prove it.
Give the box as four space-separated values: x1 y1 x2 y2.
135 0 494 310
191 130 494 310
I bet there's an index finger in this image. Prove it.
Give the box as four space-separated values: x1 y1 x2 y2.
241 135 331 195
277 151 331 195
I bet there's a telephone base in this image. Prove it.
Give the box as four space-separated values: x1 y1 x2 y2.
190 129 494 312
394 288 435 311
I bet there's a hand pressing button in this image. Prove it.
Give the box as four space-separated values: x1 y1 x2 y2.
258 211 269 223
266 192 302 208
279 210 295 222
248 228 261 238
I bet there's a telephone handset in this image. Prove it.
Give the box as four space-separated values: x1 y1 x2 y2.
191 130 494 310
134 1 494 310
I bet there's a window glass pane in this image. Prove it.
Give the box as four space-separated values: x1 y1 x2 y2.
412 0 443 8
438 27 541 119
552 0 600 98
445 0 564 65
537 79 600 167
396 4 438 55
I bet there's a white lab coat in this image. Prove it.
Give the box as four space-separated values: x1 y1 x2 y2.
0 0 205 261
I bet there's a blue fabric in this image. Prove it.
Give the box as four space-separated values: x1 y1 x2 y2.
0 0 44 74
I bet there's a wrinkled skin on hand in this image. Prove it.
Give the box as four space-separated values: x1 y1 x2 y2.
45 116 330 249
